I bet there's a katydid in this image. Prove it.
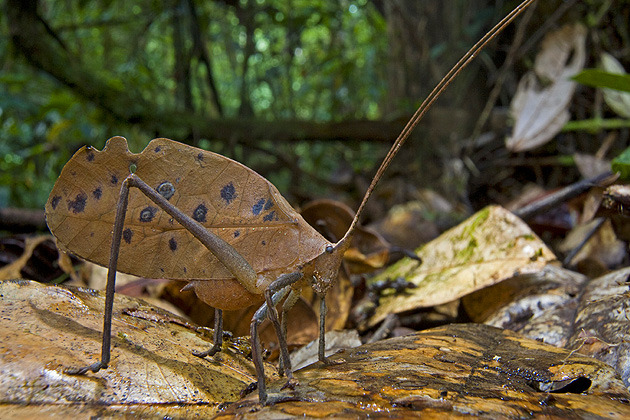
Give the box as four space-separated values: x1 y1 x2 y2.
45 0 538 405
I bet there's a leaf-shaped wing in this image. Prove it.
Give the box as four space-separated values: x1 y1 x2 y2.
46 137 327 281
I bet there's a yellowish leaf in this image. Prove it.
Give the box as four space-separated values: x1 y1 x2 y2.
368 205 557 326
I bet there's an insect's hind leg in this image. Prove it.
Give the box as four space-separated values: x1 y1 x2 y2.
263 271 303 379
250 285 292 405
192 308 224 358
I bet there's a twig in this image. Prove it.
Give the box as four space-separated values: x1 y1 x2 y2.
514 171 617 221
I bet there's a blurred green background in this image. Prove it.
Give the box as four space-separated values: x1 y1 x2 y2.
0 0 626 217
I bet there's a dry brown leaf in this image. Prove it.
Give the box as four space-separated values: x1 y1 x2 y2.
221 324 630 418
301 198 392 272
368 205 557 326
506 23 586 152
463 265 587 347
0 235 52 280
568 267 630 390
559 218 626 272
0 279 270 417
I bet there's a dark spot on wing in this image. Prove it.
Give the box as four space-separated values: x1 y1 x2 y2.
183 267 187 273
123 228 133 244
263 211 277 222
92 187 102 200
50 195 61 210
169 237 177 251
67 192 87 214
160 268 164 273
252 198 265 216
197 152 204 161
155 146 162 152
193 204 207 222
264 200 274 211
111 174 119 185
157 181 175 200
220 183 236 204
261 240 266 246
86 151 95 161
140 206 157 222
234 230 240 238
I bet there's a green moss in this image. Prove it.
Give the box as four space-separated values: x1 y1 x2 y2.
460 206 491 239
456 237 478 261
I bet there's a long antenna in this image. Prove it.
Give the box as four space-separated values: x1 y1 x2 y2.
342 0 538 240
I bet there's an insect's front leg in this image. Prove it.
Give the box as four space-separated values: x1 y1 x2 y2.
66 175 132 375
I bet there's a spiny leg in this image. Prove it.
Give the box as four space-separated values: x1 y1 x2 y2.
316 295 341 366
319 294 328 364
250 286 291 405
278 289 300 375
193 308 224 357
263 271 303 379
66 177 131 374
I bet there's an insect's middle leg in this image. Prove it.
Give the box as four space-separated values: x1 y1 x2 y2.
193 308 223 358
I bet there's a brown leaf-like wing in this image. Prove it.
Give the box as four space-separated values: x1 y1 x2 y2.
46 137 327 281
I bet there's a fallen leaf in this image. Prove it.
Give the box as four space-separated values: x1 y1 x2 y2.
463 265 587 347
0 235 53 281
558 218 625 271
221 324 630 418
574 153 612 180
568 267 630 390
0 279 272 417
506 23 586 152
368 205 557 327
290 329 362 371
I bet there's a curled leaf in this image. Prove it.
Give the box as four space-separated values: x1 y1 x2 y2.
506 23 586 152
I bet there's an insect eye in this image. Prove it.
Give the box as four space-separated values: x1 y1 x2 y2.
325 245 334 254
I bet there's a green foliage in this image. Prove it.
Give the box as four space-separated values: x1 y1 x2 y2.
0 0 387 210
573 70 630 93
611 146 630 182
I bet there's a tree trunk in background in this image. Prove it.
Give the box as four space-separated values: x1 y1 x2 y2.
381 0 503 196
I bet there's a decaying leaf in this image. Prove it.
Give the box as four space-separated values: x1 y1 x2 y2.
568 267 630 391
368 205 557 326
506 23 586 152
574 153 612 180
290 329 362 371
0 279 271 417
0 235 56 281
301 199 391 272
220 324 630 418
600 52 630 119
463 265 587 347
558 218 626 272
